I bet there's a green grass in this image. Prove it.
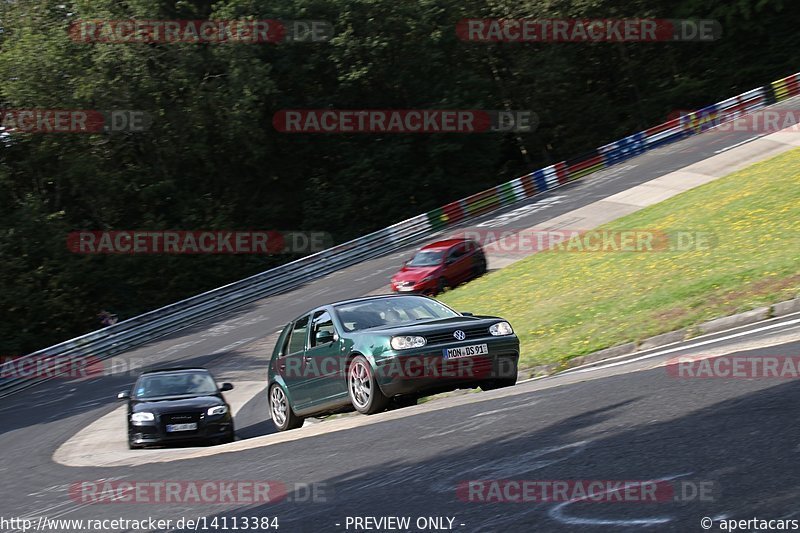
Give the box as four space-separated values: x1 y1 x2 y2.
440 148 800 370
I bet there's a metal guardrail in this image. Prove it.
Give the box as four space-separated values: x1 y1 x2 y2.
2 71 799 399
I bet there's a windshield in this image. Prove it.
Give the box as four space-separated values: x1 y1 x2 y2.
133 371 217 399
335 296 459 332
407 250 444 267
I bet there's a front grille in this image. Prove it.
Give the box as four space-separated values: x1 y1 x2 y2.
425 326 490 346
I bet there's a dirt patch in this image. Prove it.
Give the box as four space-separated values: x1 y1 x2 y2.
653 274 800 326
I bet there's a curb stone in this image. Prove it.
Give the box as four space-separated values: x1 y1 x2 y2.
518 296 800 379
773 297 800 317
698 306 771 335
565 342 637 370
638 329 688 351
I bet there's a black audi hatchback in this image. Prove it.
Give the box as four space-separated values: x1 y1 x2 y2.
118 367 235 449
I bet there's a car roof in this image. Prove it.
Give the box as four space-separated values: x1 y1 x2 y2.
284 294 433 323
140 367 209 376
419 238 470 250
329 293 432 308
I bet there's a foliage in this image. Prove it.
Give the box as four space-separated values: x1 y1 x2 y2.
1 0 798 352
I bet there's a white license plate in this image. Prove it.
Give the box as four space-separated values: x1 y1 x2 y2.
398 286 415 292
166 423 197 432
443 343 488 359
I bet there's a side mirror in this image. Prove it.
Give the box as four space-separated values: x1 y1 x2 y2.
219 382 234 392
316 330 335 344
117 391 130 400
461 312 474 317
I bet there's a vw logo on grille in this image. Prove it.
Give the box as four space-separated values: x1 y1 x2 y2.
453 330 466 341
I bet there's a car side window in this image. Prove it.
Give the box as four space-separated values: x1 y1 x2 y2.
309 311 336 347
447 243 467 262
277 324 292 358
287 315 310 354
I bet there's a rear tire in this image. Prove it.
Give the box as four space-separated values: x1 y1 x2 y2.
389 395 418 410
474 256 487 276
435 277 447 296
269 384 304 431
480 376 517 391
348 355 389 415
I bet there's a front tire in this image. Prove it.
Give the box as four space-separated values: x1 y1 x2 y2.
269 384 304 431
218 426 235 444
348 355 389 415
480 376 518 391
435 277 447 296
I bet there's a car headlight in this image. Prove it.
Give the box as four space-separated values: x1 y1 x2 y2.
489 322 514 336
391 336 427 350
207 405 228 416
131 412 154 423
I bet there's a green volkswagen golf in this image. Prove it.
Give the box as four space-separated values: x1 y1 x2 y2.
267 294 519 431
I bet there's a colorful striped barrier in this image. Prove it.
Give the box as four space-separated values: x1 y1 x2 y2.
423 70 800 231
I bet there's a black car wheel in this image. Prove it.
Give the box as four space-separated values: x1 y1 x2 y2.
269 384 304 431
217 426 235 445
480 376 518 390
474 256 487 276
348 355 389 415
389 395 418 410
435 277 447 295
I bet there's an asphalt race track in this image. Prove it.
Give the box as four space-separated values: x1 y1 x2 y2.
1 101 799 533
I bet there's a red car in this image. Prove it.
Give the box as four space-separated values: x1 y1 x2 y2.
390 238 487 295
